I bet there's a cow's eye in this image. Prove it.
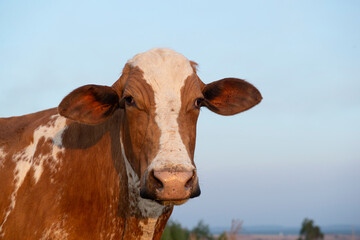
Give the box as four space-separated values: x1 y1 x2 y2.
194 98 204 109
124 96 135 106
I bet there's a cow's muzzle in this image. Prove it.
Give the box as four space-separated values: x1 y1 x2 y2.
140 169 201 205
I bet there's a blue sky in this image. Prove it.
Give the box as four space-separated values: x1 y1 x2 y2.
1 0 359 229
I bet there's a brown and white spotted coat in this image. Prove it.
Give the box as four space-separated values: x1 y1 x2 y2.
0 48 262 239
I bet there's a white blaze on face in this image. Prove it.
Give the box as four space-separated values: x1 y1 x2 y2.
128 48 194 171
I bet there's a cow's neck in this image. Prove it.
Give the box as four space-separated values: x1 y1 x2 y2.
117 114 173 239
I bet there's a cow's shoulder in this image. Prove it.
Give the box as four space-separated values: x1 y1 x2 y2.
0 108 59 148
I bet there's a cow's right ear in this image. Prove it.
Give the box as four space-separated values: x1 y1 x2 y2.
58 85 120 125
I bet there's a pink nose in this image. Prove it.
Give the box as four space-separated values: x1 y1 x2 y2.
153 170 194 200
140 169 200 202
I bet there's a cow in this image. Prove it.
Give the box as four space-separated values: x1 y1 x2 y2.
0 48 262 239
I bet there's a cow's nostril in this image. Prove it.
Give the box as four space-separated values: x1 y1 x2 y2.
185 171 196 189
151 170 163 190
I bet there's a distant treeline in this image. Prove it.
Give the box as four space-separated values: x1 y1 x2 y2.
212 225 360 235
161 218 349 240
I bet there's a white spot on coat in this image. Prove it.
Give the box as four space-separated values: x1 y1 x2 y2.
0 147 5 168
0 160 31 235
18 114 67 183
40 219 69 240
0 114 67 235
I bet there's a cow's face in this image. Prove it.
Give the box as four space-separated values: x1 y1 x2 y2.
115 50 203 205
58 48 262 206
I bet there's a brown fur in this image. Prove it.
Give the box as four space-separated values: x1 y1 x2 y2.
115 66 161 179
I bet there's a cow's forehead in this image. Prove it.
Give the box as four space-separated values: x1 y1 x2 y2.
127 48 194 95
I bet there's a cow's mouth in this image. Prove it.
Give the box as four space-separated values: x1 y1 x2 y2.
156 199 189 206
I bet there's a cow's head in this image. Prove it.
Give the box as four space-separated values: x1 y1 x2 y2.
58 48 262 206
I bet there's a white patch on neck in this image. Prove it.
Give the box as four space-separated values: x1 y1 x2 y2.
128 48 194 171
120 141 165 219
139 218 158 240
0 114 67 235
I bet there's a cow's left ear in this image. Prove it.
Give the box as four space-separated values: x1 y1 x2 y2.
58 85 120 125
202 78 262 115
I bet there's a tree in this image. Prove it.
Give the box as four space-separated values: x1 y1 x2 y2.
161 220 189 240
190 220 214 240
161 219 216 240
217 232 228 240
298 218 324 240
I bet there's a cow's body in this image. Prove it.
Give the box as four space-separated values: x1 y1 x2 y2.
0 49 262 239
0 108 170 239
